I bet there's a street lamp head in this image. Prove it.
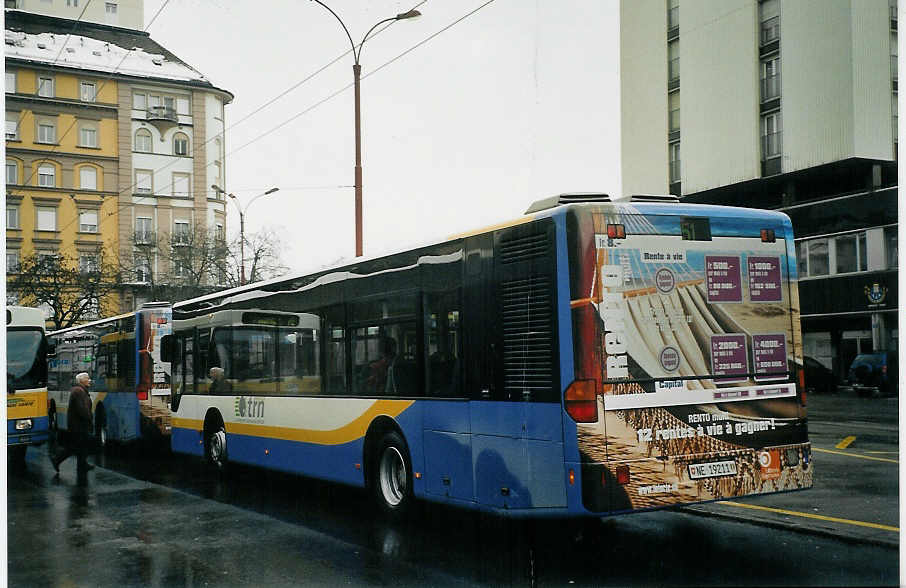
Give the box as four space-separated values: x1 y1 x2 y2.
264 187 280 195
395 9 421 20
228 193 237 200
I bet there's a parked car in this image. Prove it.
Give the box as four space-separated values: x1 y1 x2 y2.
846 351 898 397
803 356 837 394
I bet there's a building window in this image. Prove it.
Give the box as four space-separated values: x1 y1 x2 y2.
79 253 98 273
7 250 20 273
37 164 56 187
173 133 189 156
37 121 56 144
173 257 190 277
136 169 153 194
79 124 98 148
6 115 19 140
133 92 147 110
834 232 867 274
80 81 97 102
6 71 15 94
173 220 190 245
105 2 118 25
79 166 98 190
37 76 54 98
172 173 190 198
669 142 681 183
885 226 898 269
7 205 19 229
761 57 781 101
668 91 680 132
667 0 679 30
79 209 98 232
213 161 222 193
668 40 680 82
36 206 56 231
67 0 80 6
135 217 153 244
176 97 190 115
761 112 782 159
759 0 780 45
135 255 151 283
216 223 224 241
6 160 18 184
134 128 152 152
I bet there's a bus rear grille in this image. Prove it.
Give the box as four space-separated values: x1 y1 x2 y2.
500 232 549 265
501 276 553 398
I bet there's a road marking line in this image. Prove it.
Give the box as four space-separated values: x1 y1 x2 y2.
835 435 856 449
813 447 898 464
720 501 899 533
865 451 899 455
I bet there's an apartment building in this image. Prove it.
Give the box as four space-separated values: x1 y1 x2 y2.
620 0 898 382
5 10 233 314
4 0 144 31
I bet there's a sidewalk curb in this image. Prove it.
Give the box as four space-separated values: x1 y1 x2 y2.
680 504 899 549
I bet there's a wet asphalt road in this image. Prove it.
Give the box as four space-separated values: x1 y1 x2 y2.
7 393 900 587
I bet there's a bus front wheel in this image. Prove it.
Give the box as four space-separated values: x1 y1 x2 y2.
94 408 108 450
371 431 412 517
205 425 228 472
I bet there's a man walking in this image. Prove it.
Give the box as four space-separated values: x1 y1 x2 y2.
51 372 95 476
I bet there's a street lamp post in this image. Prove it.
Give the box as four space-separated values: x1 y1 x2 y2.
213 184 279 285
310 1 421 257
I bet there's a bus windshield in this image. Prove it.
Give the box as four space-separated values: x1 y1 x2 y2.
7 329 46 390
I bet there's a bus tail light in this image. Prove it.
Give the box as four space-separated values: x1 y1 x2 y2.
761 229 776 242
607 224 626 239
797 367 806 406
616 465 630 485
565 380 597 422
137 390 148 401
568 469 575 486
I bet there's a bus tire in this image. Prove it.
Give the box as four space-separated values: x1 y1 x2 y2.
94 406 108 451
205 422 228 473
371 431 412 517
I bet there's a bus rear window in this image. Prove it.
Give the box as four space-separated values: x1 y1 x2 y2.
680 217 712 241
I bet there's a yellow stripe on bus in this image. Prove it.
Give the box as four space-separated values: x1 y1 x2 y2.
172 399 415 446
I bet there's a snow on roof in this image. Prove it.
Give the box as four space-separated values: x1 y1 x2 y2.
4 29 209 83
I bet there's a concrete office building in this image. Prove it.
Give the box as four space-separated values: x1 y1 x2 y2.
620 0 898 382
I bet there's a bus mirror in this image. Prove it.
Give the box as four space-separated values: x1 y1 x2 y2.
45 337 56 357
160 335 173 362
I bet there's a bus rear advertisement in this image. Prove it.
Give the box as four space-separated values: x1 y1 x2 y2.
162 195 810 517
7 306 50 462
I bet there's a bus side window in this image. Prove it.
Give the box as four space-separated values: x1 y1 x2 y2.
425 290 462 398
172 336 184 399
231 327 277 396
184 336 194 395
197 329 210 394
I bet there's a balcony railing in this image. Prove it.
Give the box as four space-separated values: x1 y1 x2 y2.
761 73 781 101
146 106 177 122
667 6 679 30
761 17 780 45
668 57 680 82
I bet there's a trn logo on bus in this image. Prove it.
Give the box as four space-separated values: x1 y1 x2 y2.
234 396 265 419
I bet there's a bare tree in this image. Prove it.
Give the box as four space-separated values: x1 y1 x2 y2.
7 249 120 330
219 227 289 288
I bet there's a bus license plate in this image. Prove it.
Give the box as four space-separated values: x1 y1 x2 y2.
688 460 737 479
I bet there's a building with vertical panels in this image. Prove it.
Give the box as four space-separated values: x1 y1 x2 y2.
5 10 233 316
4 0 145 31
620 0 897 385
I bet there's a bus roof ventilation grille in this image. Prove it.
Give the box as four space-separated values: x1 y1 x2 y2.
630 194 679 203
525 193 611 214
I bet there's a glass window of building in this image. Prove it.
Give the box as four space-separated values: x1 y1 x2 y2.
7 250 19 273
6 160 17 184
7 205 19 229
759 0 780 44
176 97 190 115
79 125 98 148
134 128 152 152
136 169 153 194
38 121 56 144
806 239 829 276
79 209 98 232
173 133 189 156
135 217 153 244
885 226 898 269
6 71 15 93
79 166 97 190
37 76 54 97
6 115 18 140
80 81 97 102
37 164 55 187
172 173 190 198
36 206 56 231
133 92 147 110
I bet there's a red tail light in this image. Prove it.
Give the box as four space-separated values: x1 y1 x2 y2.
797 367 806 406
607 224 626 239
761 229 776 242
616 465 630 485
137 390 148 400
565 380 597 422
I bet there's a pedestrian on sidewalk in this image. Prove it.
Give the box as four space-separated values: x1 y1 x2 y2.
51 372 95 477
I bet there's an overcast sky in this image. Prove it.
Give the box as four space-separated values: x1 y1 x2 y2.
143 0 621 274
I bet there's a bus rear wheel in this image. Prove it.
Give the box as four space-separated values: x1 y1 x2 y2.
371 431 412 517
205 425 228 472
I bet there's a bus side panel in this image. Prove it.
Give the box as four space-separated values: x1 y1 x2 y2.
422 399 473 501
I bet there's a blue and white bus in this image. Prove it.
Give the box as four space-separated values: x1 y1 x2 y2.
6 306 51 462
164 194 811 517
48 303 173 446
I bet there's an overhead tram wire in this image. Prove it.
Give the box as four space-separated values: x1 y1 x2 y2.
90 0 498 237
16 0 173 195
94 0 429 215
